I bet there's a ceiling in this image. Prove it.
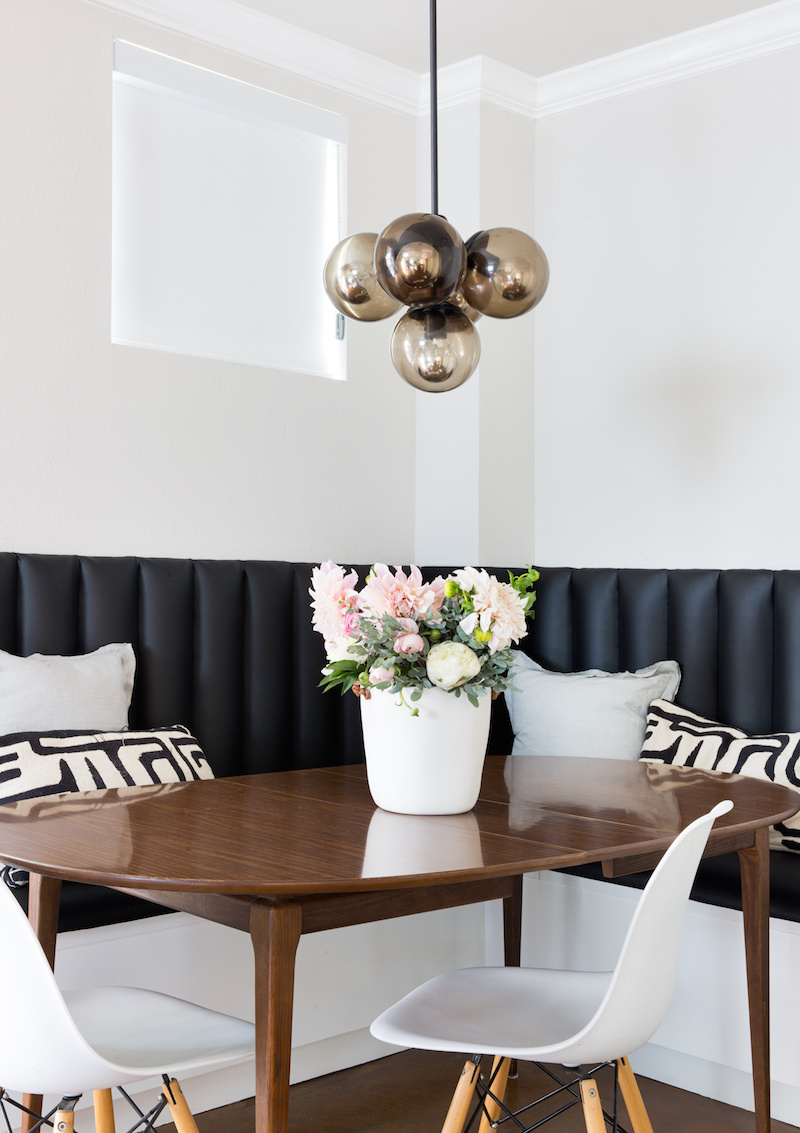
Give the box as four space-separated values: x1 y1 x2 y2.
233 0 779 78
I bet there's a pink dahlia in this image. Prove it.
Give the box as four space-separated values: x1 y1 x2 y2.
309 561 360 644
359 564 444 622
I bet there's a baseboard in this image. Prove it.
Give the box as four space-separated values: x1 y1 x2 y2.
630 1042 800 1129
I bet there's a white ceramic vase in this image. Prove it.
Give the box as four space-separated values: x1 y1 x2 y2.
359 685 492 815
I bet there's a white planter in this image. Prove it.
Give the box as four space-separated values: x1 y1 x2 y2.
359 686 492 815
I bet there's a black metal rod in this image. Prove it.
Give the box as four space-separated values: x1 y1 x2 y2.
429 0 438 215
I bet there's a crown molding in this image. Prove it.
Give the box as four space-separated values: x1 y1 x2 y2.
537 0 800 117
87 0 421 114
422 57 539 118
88 0 800 120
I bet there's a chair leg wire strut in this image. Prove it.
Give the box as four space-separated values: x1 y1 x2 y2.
0 1077 199 1133
453 1056 644 1133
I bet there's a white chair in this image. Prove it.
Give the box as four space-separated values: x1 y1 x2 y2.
0 878 255 1133
371 800 733 1133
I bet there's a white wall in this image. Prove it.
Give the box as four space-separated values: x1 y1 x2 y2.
1 0 416 565
527 21 800 1125
414 96 540 568
533 37 800 569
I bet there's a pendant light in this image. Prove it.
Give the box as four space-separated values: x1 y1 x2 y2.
323 0 549 393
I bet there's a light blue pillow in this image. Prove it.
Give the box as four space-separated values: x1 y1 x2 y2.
505 653 681 759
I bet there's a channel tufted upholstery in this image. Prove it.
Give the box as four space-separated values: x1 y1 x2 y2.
0 555 365 778
1 556 799 927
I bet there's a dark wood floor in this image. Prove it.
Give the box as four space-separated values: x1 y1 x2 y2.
171 1050 800 1133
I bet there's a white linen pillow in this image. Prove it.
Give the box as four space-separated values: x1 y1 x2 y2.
504 652 681 759
0 643 135 732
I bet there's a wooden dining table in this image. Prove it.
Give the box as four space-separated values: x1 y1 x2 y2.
0 755 797 1133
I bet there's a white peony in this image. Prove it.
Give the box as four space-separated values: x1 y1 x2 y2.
426 642 482 690
325 636 361 662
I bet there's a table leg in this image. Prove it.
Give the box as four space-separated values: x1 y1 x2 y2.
502 875 523 969
503 875 523 1079
250 899 302 1133
738 827 771 1133
22 874 61 1133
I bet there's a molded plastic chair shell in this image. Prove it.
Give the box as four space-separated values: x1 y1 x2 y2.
371 800 733 1067
0 880 255 1096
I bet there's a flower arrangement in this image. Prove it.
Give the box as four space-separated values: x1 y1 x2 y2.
309 562 538 713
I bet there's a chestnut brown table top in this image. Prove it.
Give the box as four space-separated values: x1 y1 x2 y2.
0 756 795 1133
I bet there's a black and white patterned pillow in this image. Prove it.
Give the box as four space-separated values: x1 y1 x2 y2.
640 699 800 852
0 725 214 886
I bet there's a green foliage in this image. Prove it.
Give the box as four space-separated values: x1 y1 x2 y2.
507 565 539 618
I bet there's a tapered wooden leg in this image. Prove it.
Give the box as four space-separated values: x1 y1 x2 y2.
22 873 62 1133
441 1059 480 1133
503 877 523 1078
250 899 303 1133
579 1080 605 1133
93 1089 116 1133
738 827 771 1133
503 876 523 969
617 1057 654 1133
162 1079 199 1133
478 1055 511 1133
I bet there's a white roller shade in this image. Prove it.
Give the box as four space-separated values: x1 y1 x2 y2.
112 42 345 378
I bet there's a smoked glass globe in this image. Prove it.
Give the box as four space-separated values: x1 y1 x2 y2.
323 233 400 321
390 304 480 393
449 289 482 322
463 228 549 318
375 213 467 306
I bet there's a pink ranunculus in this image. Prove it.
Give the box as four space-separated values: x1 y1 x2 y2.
369 665 395 684
309 561 360 643
392 617 425 655
394 633 425 655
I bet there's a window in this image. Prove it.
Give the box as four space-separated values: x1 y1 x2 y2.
112 42 346 378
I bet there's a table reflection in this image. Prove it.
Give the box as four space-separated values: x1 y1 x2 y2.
503 756 681 833
361 808 484 879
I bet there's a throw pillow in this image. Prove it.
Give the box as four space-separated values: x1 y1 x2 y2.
640 699 800 852
504 653 681 759
0 643 136 733
0 725 213 801
0 725 214 886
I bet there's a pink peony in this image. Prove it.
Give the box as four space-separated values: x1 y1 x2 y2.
452 567 527 654
309 561 360 644
359 564 445 621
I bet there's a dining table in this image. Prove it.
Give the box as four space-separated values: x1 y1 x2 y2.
0 754 797 1133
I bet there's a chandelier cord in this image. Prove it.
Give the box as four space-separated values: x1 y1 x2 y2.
429 0 439 216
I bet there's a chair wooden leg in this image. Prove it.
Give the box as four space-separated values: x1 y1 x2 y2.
53 1109 75 1133
161 1079 200 1133
579 1080 605 1133
478 1056 511 1133
93 1089 116 1133
617 1057 654 1133
441 1059 481 1133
